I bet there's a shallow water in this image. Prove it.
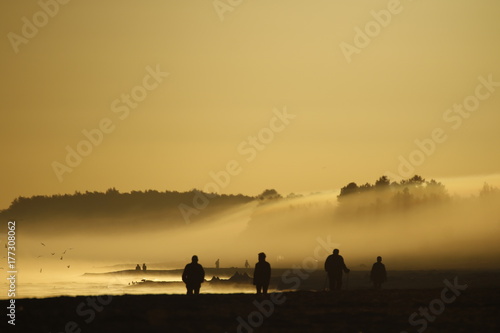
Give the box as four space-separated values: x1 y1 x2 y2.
1 278 254 299
1 265 261 299
3 267 500 300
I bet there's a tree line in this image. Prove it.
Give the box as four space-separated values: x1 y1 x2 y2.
0 189 254 222
2 176 496 223
336 175 450 213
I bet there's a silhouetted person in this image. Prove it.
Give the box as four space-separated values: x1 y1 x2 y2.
370 256 387 289
245 260 250 269
324 249 350 291
135 264 141 271
215 259 220 269
142 263 147 271
253 252 271 295
182 255 205 295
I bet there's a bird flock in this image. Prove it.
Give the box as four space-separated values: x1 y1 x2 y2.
37 242 74 272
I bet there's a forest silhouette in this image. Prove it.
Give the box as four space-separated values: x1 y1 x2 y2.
2 175 499 269
336 175 450 214
1 175 498 231
0 189 252 230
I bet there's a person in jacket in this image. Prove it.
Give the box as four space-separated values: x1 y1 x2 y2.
253 252 271 295
182 255 205 295
324 249 350 291
370 256 387 289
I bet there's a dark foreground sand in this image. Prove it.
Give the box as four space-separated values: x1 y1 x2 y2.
3 288 500 333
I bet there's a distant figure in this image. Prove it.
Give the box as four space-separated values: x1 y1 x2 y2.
182 255 205 295
135 264 141 271
215 259 220 269
245 260 250 269
370 256 387 289
253 252 271 295
142 263 147 271
324 249 350 291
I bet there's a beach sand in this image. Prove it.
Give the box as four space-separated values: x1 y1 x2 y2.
4 288 500 333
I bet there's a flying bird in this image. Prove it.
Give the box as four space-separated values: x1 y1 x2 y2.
67 265 70 268
41 242 46 246
40 268 42 273
51 253 55 256
60 256 63 260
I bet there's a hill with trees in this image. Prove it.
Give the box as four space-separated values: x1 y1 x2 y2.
336 175 450 214
0 189 254 231
2 175 498 233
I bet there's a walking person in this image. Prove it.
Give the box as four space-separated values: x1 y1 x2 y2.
324 249 350 291
253 252 271 295
370 256 387 289
182 255 205 295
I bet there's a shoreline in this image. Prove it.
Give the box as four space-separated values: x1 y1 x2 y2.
3 288 499 332
2 268 499 301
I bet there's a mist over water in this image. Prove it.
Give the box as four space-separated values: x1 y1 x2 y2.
3 178 500 299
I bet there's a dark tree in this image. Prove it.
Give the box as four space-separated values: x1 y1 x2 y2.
375 176 390 189
258 189 282 200
338 182 359 199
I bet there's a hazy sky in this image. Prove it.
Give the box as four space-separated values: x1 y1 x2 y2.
1 0 499 209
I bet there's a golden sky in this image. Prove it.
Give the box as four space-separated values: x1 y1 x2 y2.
1 0 499 209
